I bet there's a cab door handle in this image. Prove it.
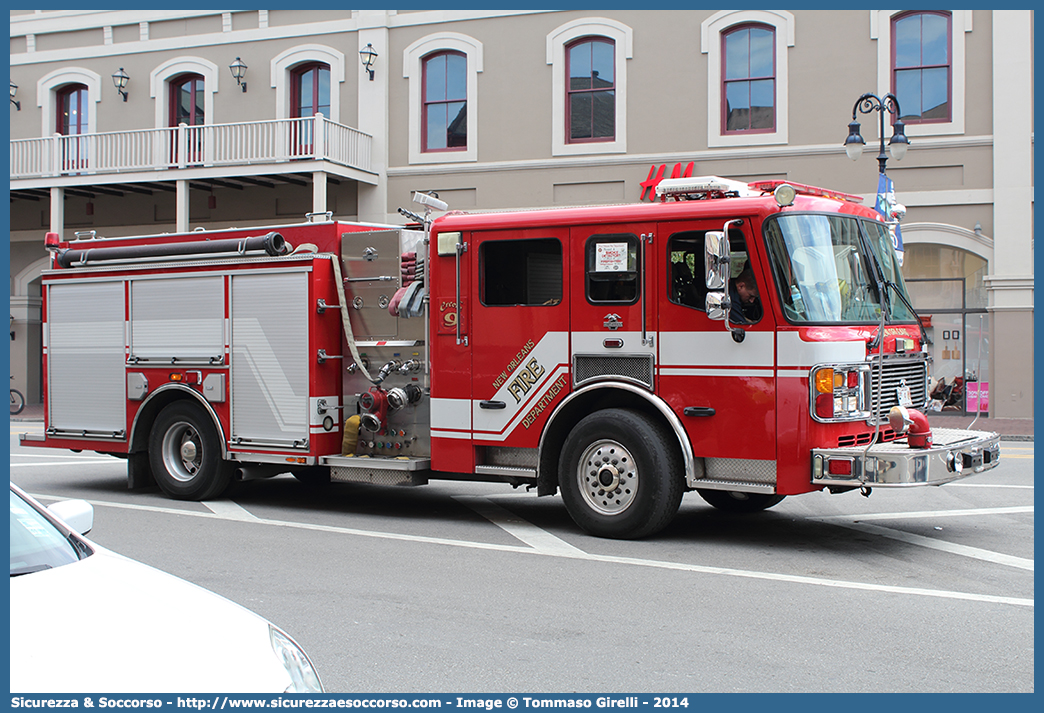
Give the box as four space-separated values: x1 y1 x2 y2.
479 400 506 410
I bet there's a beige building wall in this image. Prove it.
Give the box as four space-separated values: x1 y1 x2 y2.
9 9 1033 419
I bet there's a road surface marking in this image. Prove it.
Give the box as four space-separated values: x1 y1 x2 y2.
454 495 586 556
29 492 1033 609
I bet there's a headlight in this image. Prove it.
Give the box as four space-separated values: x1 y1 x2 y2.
811 364 870 422
269 625 324 693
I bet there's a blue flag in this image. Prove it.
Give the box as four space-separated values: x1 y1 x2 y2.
874 173 904 266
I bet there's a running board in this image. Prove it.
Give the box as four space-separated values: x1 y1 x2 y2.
689 479 776 494
320 454 430 486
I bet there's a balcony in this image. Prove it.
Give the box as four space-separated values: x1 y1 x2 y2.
10 115 376 190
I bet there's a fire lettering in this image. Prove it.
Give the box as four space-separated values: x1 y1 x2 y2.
507 357 545 404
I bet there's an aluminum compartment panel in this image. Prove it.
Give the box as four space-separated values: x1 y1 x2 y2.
47 281 126 433
230 272 309 446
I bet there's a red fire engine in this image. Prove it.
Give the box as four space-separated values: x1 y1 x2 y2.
21 178 1000 538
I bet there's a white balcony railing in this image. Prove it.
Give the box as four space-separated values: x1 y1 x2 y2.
10 115 373 181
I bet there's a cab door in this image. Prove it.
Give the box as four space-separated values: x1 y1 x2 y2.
569 223 657 393
657 219 776 461
470 229 570 451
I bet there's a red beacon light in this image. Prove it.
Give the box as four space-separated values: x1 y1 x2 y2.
44 232 62 253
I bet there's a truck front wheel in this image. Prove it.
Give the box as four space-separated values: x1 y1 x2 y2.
149 402 231 501
558 408 683 539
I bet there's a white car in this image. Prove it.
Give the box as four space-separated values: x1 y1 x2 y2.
9 482 323 693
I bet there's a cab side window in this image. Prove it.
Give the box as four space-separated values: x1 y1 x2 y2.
481 238 562 306
586 234 639 304
668 232 706 310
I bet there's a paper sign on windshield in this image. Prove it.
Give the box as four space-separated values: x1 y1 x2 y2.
595 243 629 273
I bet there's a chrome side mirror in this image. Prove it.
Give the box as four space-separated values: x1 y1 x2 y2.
704 230 730 289
705 291 728 321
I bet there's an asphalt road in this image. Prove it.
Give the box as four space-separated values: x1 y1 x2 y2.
10 422 1034 693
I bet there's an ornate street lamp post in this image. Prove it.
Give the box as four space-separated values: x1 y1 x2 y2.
843 92 910 174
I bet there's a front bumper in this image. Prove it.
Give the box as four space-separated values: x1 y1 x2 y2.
812 427 1000 488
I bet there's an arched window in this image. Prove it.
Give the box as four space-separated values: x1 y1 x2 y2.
56 83 88 172
289 62 330 156
566 37 615 143
291 62 331 119
56 83 88 136
722 24 775 133
892 11 952 123
422 51 467 152
169 73 205 127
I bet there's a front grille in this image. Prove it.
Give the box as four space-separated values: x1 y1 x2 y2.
867 356 929 424
573 354 654 390
838 428 898 447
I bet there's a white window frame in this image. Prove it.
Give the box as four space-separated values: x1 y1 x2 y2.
270 44 345 123
404 32 483 165
547 17 631 156
701 10 793 148
36 67 101 137
149 57 219 129
871 9 971 137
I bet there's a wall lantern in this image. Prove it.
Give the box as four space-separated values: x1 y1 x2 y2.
10 81 20 111
112 67 129 102
359 43 378 81
229 57 248 92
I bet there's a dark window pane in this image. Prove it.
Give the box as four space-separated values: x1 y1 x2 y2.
592 90 614 138
570 93 593 140
482 239 562 307
447 102 467 147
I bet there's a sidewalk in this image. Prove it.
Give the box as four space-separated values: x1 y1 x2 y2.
12 402 1033 441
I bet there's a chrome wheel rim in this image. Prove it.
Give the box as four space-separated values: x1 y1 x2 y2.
161 421 202 483
577 439 638 515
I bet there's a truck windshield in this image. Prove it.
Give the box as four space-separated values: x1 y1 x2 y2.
764 213 918 325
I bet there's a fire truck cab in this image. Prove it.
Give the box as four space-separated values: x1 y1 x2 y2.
21 178 1001 539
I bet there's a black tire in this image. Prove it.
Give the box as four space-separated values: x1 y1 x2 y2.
10 388 25 415
558 408 683 539
149 401 231 501
697 489 785 513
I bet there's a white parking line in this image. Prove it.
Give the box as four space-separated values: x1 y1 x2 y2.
30 492 1033 609
202 500 261 522
11 459 124 468
454 495 586 556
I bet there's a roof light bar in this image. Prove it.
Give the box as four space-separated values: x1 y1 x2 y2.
656 176 756 201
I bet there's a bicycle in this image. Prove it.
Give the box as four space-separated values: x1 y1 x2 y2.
10 377 25 415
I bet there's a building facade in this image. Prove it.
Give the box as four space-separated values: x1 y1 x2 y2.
9 9 1034 419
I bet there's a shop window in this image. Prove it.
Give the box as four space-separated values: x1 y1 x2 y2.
481 239 562 307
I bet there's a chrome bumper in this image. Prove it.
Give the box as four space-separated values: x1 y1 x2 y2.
812 427 1001 488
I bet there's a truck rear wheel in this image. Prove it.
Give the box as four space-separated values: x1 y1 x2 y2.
149 401 231 501
558 408 683 539
697 489 785 513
